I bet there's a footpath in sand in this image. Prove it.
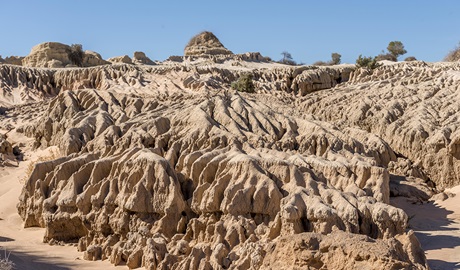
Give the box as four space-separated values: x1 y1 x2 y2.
393 187 460 270
0 149 121 270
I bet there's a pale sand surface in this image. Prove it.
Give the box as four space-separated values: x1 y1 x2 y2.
392 188 460 270
0 149 122 270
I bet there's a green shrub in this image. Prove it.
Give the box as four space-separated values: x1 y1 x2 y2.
313 52 341 66
404 56 417 61
356 55 381 70
68 44 84 67
313 61 328 66
231 73 255 93
387 41 407 59
331 52 341 65
376 53 397 62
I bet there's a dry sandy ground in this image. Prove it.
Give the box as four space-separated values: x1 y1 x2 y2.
0 148 122 270
393 189 460 270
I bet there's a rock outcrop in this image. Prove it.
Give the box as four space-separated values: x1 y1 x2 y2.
4 59 456 269
261 231 427 270
0 56 24 66
0 134 12 156
83 50 110 67
0 61 353 106
22 42 109 68
299 61 460 189
0 133 14 166
17 86 425 269
22 42 72 68
133 51 155 65
107 55 133 64
184 31 233 56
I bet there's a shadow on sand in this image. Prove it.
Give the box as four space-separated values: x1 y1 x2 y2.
391 197 460 270
0 236 14 242
1 249 74 270
428 259 460 270
415 232 460 251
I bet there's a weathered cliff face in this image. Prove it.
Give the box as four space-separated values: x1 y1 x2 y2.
16 87 427 269
0 62 353 106
261 231 426 270
107 55 133 64
83 50 110 67
21 42 109 68
299 61 460 189
0 56 25 66
133 52 155 65
0 65 57 104
22 42 73 68
1 59 447 269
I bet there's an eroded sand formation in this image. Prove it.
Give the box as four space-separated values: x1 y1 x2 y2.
3 34 458 269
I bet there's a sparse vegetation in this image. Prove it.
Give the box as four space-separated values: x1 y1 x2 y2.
444 42 460 62
68 44 84 67
387 41 407 60
312 61 328 66
0 248 14 270
278 51 296 65
313 52 341 66
331 52 341 65
404 56 417 61
231 73 255 93
376 53 397 62
356 55 381 70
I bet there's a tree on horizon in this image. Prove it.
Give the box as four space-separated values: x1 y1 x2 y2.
279 51 296 65
387 41 407 60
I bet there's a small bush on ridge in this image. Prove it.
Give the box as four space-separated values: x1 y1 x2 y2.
231 73 255 93
445 42 460 62
356 55 381 70
68 44 84 67
376 53 397 62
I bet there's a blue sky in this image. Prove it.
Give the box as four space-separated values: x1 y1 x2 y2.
1 1 459 63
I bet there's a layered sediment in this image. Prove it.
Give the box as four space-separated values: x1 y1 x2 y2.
1 59 451 269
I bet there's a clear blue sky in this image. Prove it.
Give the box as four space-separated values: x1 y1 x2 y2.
1 1 459 63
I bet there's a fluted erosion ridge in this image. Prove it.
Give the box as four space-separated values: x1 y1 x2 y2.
16 87 428 269
0 62 353 105
6 60 454 269
300 61 460 189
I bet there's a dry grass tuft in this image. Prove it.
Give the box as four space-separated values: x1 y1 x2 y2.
445 42 460 62
0 248 14 270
